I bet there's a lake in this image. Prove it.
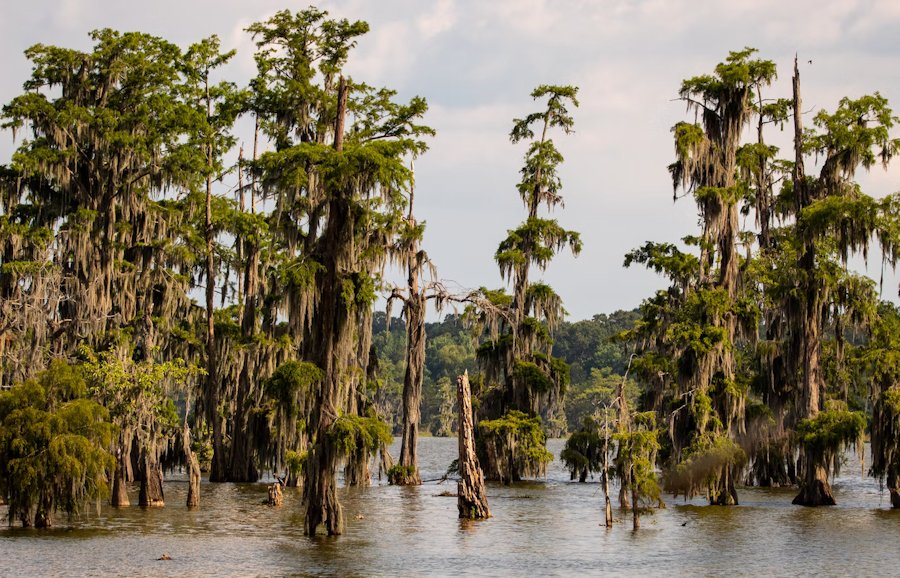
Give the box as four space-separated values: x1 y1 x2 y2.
2 438 898 577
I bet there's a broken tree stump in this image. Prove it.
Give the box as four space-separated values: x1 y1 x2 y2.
267 482 284 506
457 371 491 520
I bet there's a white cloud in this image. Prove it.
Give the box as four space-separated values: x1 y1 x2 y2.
346 19 414 83
4 0 900 317
417 0 457 38
483 0 560 35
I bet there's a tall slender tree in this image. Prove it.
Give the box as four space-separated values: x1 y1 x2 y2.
386 165 454 486
867 302 900 507
181 35 242 482
471 85 580 482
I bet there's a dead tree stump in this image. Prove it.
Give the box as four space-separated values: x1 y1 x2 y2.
457 371 491 519
267 482 284 506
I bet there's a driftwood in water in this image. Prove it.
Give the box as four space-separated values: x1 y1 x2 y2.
457 371 491 520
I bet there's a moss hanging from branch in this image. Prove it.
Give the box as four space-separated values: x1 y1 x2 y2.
478 410 552 483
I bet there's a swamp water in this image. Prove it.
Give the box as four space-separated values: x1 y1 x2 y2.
2 438 899 577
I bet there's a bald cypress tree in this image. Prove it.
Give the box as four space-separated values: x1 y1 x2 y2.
387 172 435 486
247 8 432 534
1 30 201 358
867 303 900 507
783 59 898 505
472 85 581 482
181 35 242 483
2 31 212 503
626 49 776 505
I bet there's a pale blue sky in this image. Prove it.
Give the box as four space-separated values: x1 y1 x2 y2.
3 0 900 319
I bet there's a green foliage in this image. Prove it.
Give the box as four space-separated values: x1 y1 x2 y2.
0 364 115 527
496 218 582 279
513 360 553 393
285 450 307 476
560 417 607 481
328 414 392 457
624 241 699 287
479 410 553 480
80 347 201 445
265 361 322 411
807 92 900 177
871 311 900 483
796 409 865 456
386 464 417 484
615 412 661 507
664 432 746 500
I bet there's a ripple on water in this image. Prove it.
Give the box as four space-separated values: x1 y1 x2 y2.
2 438 899 577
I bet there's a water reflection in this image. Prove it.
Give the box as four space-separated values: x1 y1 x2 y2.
2 438 898 577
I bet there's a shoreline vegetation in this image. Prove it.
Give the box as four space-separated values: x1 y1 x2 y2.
2 6 900 535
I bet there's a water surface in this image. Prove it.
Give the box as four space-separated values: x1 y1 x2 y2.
2 438 897 577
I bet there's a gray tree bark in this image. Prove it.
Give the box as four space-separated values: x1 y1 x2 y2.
457 371 491 520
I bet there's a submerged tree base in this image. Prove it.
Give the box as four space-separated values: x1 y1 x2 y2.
478 410 552 484
792 479 836 507
388 465 421 486
890 489 900 509
458 372 491 520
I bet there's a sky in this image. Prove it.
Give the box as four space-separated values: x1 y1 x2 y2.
3 0 900 320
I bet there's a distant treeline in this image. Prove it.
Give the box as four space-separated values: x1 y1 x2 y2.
369 309 640 436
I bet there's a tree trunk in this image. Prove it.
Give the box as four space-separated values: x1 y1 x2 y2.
631 482 639 530
139 450 165 508
710 465 739 505
619 476 631 510
303 78 349 536
790 58 834 507
304 440 344 536
228 359 259 482
603 425 613 527
457 371 491 520
379 445 395 482
267 483 284 506
395 288 426 486
183 424 200 509
344 449 372 487
793 454 835 506
19 510 33 528
111 431 130 507
111 453 130 507
617 358 631 512
227 215 261 485
34 491 53 528
205 100 226 484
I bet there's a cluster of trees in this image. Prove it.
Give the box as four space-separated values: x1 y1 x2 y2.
0 8 436 534
561 50 900 527
2 6 900 534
